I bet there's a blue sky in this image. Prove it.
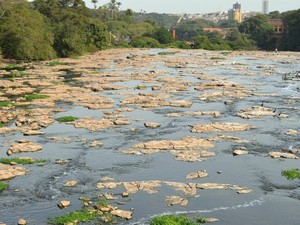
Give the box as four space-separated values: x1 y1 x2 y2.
84 0 300 14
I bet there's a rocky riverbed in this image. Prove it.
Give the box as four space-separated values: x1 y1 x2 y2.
0 49 300 225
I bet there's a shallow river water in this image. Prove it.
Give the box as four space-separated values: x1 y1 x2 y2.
0 49 300 225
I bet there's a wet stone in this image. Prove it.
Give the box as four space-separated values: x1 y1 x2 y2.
186 170 208 179
63 180 78 187
7 141 42 156
191 122 255 133
144 122 161 128
18 219 27 225
57 200 71 208
165 196 188 206
233 149 249 156
111 209 133 220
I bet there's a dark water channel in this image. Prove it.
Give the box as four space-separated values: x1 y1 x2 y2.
1 50 300 225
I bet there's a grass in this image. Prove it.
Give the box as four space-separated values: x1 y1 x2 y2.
24 94 50 101
0 157 46 165
220 51 232 55
158 51 177 55
136 85 147 90
47 61 68 66
0 181 8 192
0 122 3 128
56 116 78 123
282 168 300 180
210 57 226 60
150 215 197 225
0 101 15 107
7 71 29 79
49 209 100 225
97 197 109 207
197 216 207 223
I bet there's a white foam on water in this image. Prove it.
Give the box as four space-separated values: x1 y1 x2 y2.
123 197 265 225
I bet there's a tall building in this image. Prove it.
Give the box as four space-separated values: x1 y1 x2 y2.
228 2 242 23
262 0 269 14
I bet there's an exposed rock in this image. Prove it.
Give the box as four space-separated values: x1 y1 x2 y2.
7 141 43 155
0 163 27 181
57 200 71 208
111 209 132 220
103 193 118 200
199 91 249 101
197 183 230 190
165 182 197 196
169 100 192 108
173 150 216 162
285 129 298 136
165 196 188 206
113 119 131 125
233 150 249 156
134 136 214 150
89 141 103 147
224 100 234 105
71 118 114 131
191 122 255 133
18 219 27 225
268 152 299 159
122 192 129 197
144 122 161 128
237 106 276 119
208 135 249 143
206 218 219 223
236 189 252 194
47 137 72 142
63 180 78 187
100 176 114 182
97 182 121 189
123 180 161 194
186 170 208 179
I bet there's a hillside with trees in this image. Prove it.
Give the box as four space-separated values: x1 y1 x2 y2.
0 0 299 61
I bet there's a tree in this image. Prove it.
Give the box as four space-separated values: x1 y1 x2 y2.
226 28 256 50
0 1 56 60
238 14 275 50
282 9 300 51
146 26 173 44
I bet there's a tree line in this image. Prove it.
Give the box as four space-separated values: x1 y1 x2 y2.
0 0 299 61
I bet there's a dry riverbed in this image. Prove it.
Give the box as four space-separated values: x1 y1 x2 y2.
0 49 300 225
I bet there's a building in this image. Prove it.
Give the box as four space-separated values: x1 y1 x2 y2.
269 19 284 47
228 2 242 23
262 0 269 14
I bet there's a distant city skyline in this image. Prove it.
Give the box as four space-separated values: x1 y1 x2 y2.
84 0 300 14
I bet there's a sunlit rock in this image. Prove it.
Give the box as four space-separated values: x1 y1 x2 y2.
237 106 276 119
268 152 298 159
7 140 42 155
165 196 188 206
111 209 133 220
0 163 27 181
191 122 255 133
186 170 208 179
63 180 78 187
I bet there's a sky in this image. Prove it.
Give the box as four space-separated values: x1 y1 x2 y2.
84 0 300 14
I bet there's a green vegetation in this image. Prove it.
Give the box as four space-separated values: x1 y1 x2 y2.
282 169 300 180
0 122 3 128
210 57 226 60
0 181 8 192
6 71 29 79
97 197 109 207
0 101 15 107
24 94 50 101
158 51 177 55
46 61 68 66
0 157 46 165
56 116 78 123
136 85 147 90
49 209 100 225
197 216 206 223
0 1 299 60
2 64 19 70
150 215 197 225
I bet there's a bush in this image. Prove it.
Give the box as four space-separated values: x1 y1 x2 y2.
131 37 161 48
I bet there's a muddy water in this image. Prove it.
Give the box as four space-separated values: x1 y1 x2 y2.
1 49 300 225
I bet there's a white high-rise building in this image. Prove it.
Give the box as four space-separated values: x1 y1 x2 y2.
262 0 269 14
